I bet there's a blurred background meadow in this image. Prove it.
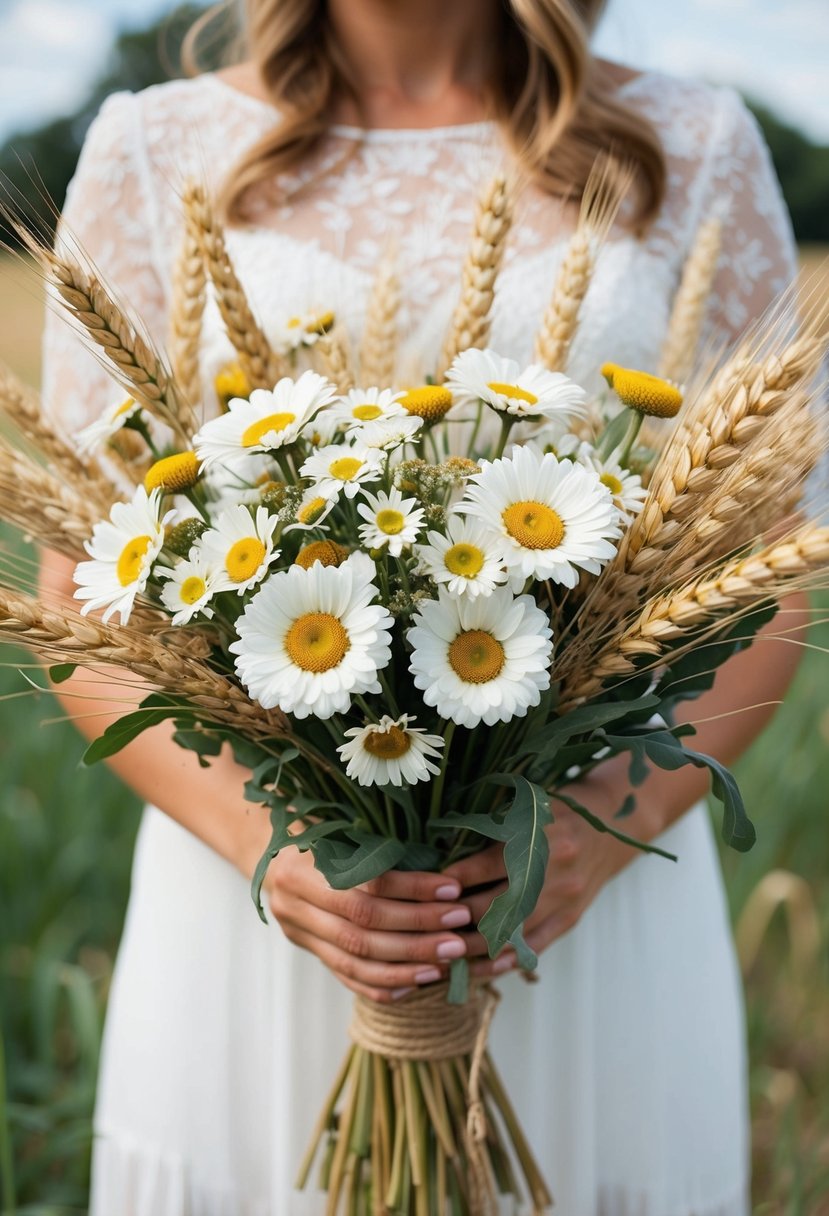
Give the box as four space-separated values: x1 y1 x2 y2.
0 1 828 1212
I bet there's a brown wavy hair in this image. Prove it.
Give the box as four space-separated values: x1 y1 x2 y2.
183 0 666 230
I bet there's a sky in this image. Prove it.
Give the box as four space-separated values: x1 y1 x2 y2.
0 0 827 144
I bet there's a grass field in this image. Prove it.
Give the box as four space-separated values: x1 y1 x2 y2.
0 252 828 1212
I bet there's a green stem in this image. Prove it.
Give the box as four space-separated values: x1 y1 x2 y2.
429 720 456 820
615 410 644 465
126 415 162 461
467 399 484 458
492 414 515 461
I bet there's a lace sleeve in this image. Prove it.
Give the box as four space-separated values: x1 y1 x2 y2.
40 91 168 432
697 89 798 343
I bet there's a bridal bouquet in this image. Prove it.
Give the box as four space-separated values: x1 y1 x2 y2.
2 163 827 1216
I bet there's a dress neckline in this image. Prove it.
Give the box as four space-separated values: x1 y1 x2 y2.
203 70 647 141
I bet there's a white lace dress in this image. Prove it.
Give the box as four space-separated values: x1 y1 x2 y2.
42 68 797 1216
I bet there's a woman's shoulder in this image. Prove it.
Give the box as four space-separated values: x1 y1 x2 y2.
610 62 757 162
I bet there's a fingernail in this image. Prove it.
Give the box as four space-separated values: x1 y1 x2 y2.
435 882 461 900
436 939 467 960
492 955 515 974
440 907 472 928
391 987 414 1001
414 967 442 984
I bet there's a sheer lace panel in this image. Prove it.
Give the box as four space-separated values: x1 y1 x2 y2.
42 68 798 432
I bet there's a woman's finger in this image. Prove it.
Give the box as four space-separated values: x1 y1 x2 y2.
360 870 464 902
286 921 451 995
442 844 507 891
460 880 509 924
314 885 473 934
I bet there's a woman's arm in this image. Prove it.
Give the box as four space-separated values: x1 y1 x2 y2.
444 594 810 977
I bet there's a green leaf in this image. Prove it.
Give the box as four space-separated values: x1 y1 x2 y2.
596 405 635 458
477 776 553 967
605 728 756 853
82 703 188 765
396 841 442 871
553 790 677 860
511 693 660 762
428 812 511 843
315 835 408 889
447 958 469 1006
250 800 292 921
48 663 77 684
172 724 223 767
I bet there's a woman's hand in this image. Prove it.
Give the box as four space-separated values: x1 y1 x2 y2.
263 847 474 1003
441 772 661 979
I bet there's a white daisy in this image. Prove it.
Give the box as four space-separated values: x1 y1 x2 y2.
355 414 424 451
445 348 586 423
576 447 647 523
283 489 338 535
456 444 621 590
357 487 425 555
337 714 444 787
193 371 336 470
197 504 281 595
415 515 507 598
230 551 393 719
300 442 385 499
73 486 172 624
76 395 140 453
270 310 334 355
330 387 407 431
158 549 223 625
408 586 553 728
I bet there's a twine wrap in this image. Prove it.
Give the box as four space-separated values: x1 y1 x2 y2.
350 981 501 1215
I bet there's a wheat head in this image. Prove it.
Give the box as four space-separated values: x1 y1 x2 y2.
184 183 287 391
359 254 399 387
659 216 723 385
169 181 207 426
316 325 356 393
533 156 632 373
436 173 514 379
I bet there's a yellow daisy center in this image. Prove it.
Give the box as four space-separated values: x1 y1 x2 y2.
215 362 251 406
225 537 267 582
116 535 152 586
604 366 683 418
144 450 200 493
294 540 349 569
286 317 302 329
376 509 405 536
363 725 412 760
352 404 383 421
285 612 350 673
307 311 335 335
502 500 565 550
487 381 538 406
444 542 485 578
241 412 297 447
329 456 363 481
297 496 328 524
400 386 453 423
180 575 207 605
114 397 135 418
448 630 505 684
600 472 624 496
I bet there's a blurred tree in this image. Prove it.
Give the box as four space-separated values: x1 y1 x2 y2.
0 3 214 246
746 101 829 243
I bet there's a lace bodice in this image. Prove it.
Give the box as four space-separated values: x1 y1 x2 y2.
43 68 797 430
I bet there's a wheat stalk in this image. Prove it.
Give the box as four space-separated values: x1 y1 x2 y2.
436 173 514 379
169 181 207 425
533 156 632 373
561 524 829 705
316 325 356 393
659 216 723 384
359 254 399 387
184 183 287 391
0 361 118 510
0 443 104 559
33 246 193 449
0 586 287 740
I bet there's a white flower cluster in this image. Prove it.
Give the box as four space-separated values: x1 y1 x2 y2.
73 347 647 788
